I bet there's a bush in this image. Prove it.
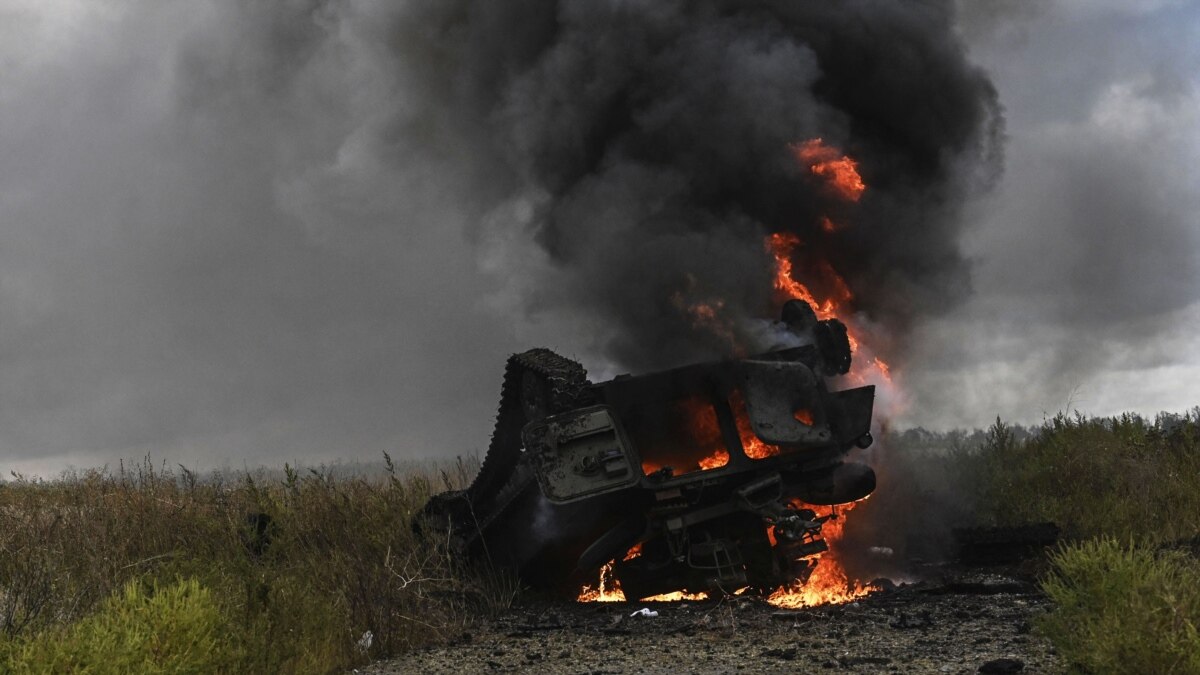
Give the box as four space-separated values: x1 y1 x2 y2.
1040 538 1200 674
961 413 1200 544
7 578 239 674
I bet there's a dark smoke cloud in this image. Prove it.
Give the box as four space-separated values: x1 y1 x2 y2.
433 0 1003 372
1 0 1195 476
0 2 521 474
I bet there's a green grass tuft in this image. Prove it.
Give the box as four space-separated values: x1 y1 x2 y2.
7 577 239 674
1040 538 1200 674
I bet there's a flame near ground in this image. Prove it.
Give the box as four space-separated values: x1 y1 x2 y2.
578 139 889 608
578 500 873 607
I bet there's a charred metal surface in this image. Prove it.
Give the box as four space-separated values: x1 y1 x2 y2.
419 303 877 599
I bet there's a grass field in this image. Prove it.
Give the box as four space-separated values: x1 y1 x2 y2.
0 455 500 673
2 411 1198 673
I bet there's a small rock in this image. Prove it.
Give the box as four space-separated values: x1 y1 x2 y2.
839 656 892 667
979 658 1024 673
889 611 933 629
763 647 798 660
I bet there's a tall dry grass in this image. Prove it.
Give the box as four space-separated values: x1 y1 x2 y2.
0 454 501 673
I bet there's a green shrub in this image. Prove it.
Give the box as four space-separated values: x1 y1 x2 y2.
961 413 1200 544
8 578 240 674
1040 537 1200 674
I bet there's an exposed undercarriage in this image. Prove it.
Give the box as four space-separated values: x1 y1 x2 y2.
421 302 877 600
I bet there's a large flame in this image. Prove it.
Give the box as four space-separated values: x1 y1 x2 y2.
762 140 884 607
768 139 894 387
580 139 890 606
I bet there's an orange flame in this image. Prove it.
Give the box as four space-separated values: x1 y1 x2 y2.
671 292 742 355
577 546 710 602
577 560 625 602
790 138 865 202
640 395 729 476
768 501 873 608
765 233 892 386
729 389 780 460
580 139 892 607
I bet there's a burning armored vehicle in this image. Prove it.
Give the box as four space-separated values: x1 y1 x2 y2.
422 300 876 601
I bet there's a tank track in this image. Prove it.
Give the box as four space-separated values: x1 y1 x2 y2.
468 348 590 507
421 348 591 551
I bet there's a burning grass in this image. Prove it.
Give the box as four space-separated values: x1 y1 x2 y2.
0 455 503 673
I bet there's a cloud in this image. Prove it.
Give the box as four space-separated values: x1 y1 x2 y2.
0 1 519 473
0 0 1196 478
900 0 1200 429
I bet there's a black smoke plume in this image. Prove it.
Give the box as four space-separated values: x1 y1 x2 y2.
417 0 1003 372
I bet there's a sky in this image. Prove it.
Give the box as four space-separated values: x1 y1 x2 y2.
0 0 1197 477
903 0 1200 427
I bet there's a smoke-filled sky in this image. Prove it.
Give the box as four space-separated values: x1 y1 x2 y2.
1 0 1197 477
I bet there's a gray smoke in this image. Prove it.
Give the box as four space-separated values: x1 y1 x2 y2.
902 0 1200 428
426 0 1004 372
1 1 1195 476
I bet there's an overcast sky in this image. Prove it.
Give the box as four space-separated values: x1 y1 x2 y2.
1 1 1197 477
903 0 1200 428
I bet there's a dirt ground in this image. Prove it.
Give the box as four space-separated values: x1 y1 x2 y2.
363 566 1061 674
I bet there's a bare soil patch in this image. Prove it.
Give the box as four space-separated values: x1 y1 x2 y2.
364 566 1060 674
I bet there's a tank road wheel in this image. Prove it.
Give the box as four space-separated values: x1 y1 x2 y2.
814 319 852 375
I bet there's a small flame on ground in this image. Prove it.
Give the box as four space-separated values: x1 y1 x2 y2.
576 557 709 603
577 560 625 603
577 500 871 606
767 501 873 608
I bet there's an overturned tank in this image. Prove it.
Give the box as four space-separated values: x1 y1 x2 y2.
421 300 876 600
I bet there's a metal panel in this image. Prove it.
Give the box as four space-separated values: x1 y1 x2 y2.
524 406 640 504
